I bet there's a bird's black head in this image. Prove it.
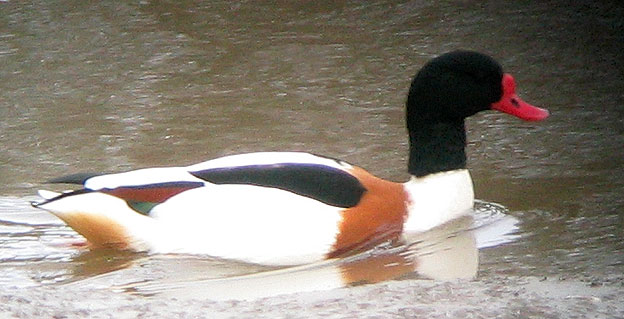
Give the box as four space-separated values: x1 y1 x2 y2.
406 50 504 126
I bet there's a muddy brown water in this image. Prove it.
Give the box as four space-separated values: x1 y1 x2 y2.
1 0 623 316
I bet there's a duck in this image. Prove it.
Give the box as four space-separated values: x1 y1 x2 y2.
32 50 549 266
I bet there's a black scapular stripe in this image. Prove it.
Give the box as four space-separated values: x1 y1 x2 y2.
190 163 367 208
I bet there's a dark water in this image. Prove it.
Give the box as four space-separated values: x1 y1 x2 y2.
1 0 623 297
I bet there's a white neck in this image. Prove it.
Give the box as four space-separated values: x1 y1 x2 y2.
402 169 474 233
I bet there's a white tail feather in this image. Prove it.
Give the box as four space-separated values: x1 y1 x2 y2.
37 189 61 200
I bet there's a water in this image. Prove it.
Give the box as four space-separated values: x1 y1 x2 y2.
1 0 623 301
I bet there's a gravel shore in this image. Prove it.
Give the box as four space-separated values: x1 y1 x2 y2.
2 275 622 318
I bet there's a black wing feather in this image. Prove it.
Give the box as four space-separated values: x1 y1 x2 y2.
46 172 104 185
190 163 366 208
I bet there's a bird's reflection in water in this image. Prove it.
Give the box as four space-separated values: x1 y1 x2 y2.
342 215 477 286
62 202 516 301
106 216 479 300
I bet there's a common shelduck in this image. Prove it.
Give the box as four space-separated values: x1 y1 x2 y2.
32 50 549 265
